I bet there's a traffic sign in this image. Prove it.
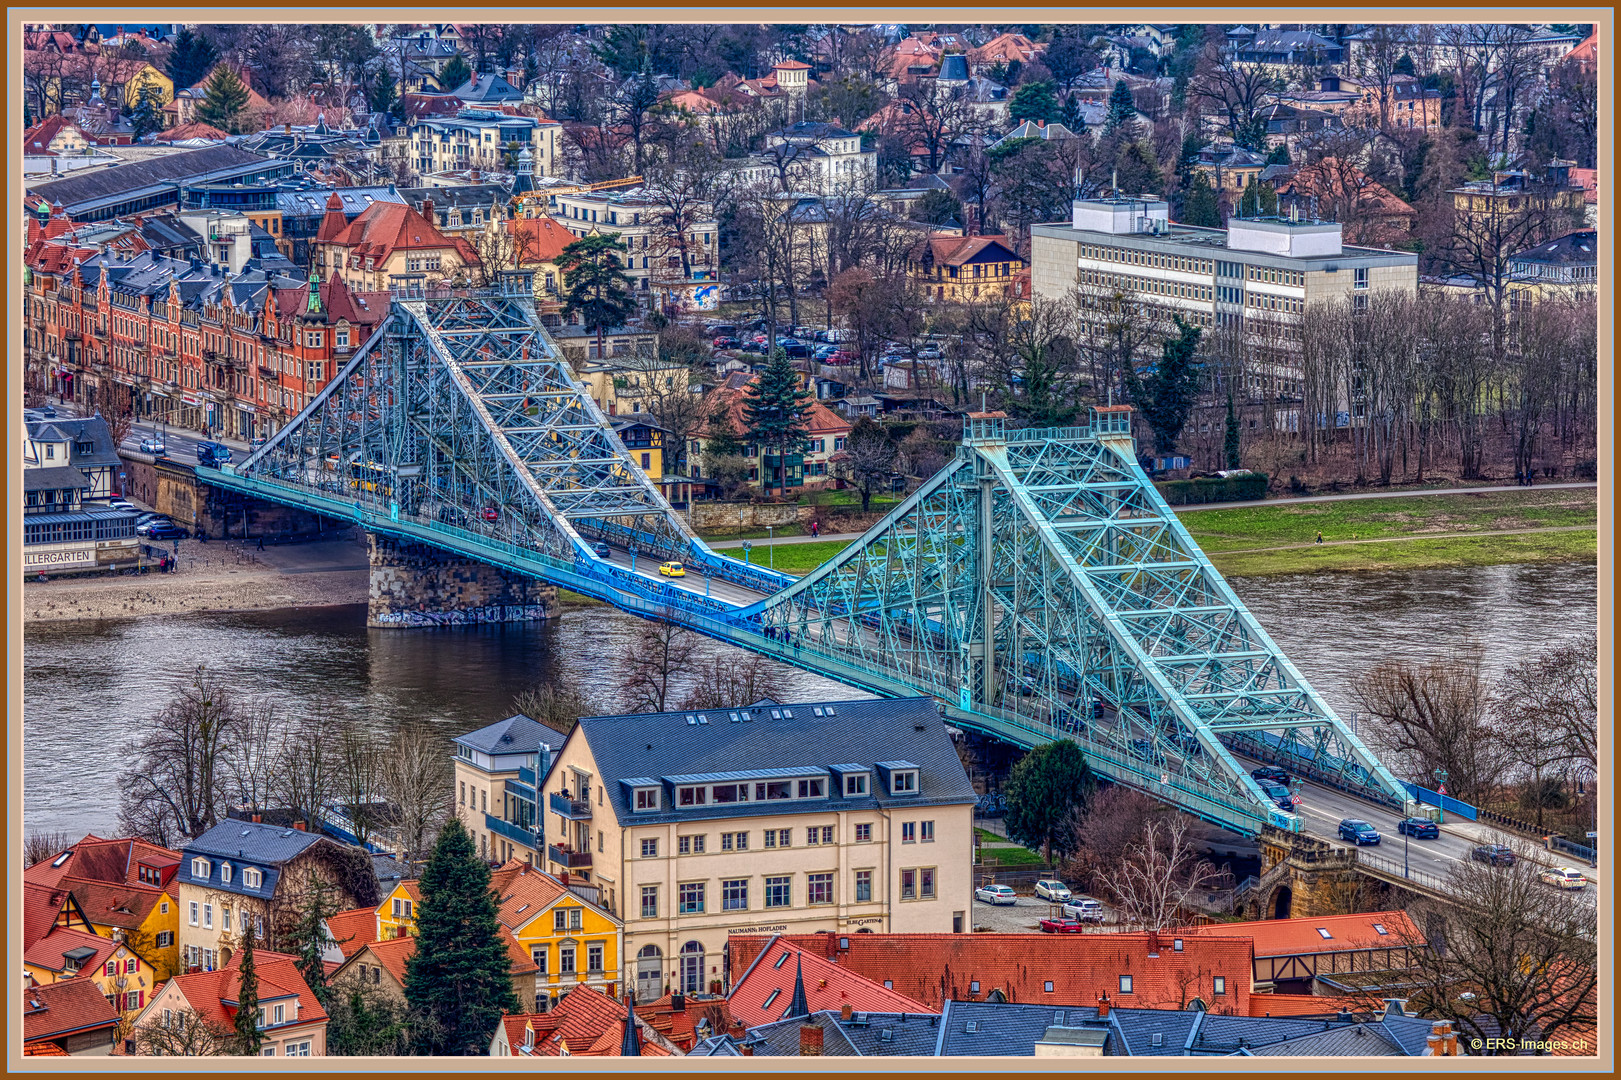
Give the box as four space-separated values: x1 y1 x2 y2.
1587 831 1598 838
1291 793 1302 806
1437 784 1447 796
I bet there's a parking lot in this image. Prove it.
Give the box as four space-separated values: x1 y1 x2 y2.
969 889 1117 934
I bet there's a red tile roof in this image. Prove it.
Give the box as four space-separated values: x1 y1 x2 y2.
23 883 80 949
165 950 329 1032
23 1041 72 1056
502 986 673 1057
492 863 572 931
729 932 1254 1014
1189 910 1418 957
323 201 474 263
23 925 121 975
23 115 89 155
699 375 851 441
326 906 378 959
1248 993 1365 1017
356 936 418 987
23 978 121 1043
508 214 574 265
913 233 1020 268
25 836 181 891
154 121 232 143
728 937 931 1027
969 32 1042 67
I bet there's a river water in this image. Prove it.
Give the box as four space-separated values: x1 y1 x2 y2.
23 562 1597 836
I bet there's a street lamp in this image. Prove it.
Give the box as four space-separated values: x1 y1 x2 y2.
766 524 774 569
1432 767 1449 826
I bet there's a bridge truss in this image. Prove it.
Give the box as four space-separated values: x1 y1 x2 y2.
205 287 1404 836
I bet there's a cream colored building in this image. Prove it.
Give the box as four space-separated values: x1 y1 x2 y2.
536 696 978 1001
410 109 561 178
1031 194 1418 408
552 186 719 297
453 714 570 867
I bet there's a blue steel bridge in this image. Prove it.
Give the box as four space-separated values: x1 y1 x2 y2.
200 284 1405 839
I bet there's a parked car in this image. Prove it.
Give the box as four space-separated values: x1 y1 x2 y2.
917 347 942 360
1062 898 1106 923
591 541 612 559
249 435 268 452
1033 880 1072 902
138 521 189 541
138 437 167 455
1251 765 1290 786
1471 844 1517 867
814 344 839 360
1397 817 1440 839
1539 867 1587 890
1129 739 1154 761
828 349 857 365
974 884 1017 905
658 561 686 577
1338 819 1382 845
1039 918 1086 934
107 499 136 512
713 336 740 349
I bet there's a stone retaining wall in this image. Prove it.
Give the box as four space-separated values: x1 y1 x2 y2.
367 533 558 628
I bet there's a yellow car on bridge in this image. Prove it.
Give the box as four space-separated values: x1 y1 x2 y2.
658 561 686 577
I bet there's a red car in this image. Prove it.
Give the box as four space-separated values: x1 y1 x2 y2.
481 507 499 521
1039 918 1086 934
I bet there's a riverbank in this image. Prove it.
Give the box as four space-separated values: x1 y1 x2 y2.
22 538 369 623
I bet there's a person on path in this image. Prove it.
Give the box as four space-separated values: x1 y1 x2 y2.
1315 531 1324 545
258 536 265 551
810 520 820 538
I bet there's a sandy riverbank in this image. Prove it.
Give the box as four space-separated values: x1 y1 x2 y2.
22 537 369 623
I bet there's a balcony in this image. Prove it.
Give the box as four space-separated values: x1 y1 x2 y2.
547 843 592 869
549 791 592 820
485 813 540 850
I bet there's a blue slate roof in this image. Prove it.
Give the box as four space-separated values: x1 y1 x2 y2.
179 820 328 900
568 696 976 826
1247 1024 1405 1055
738 1011 943 1056
937 1001 1108 1056
455 713 569 756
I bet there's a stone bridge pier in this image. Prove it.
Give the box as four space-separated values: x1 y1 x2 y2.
367 534 558 628
1241 826 1403 920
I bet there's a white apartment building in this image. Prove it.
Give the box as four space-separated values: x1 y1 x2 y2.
410 109 561 178
536 696 978 1001
551 186 719 295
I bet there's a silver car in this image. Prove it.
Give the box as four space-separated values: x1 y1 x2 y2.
1063 898 1105 923
974 884 1017 905
1033 879 1072 902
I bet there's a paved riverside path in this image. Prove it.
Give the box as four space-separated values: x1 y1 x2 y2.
704 482 1598 549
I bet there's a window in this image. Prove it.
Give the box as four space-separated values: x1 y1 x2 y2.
635 788 660 811
677 786 707 806
921 821 935 843
679 882 706 914
1354 267 1369 289
722 879 749 911
273 1004 285 1025
920 868 935 898
1044 981 1055 993
807 873 834 905
191 857 210 879
1120 975 1134 993
559 946 576 974
764 876 792 908
1316 928 1333 939
721 832 747 851
1214 976 1227 995
678 834 705 855
203 903 213 929
220 862 232 884
855 823 873 843
156 931 172 948
855 870 873 902
901 870 916 899
286 1041 311 1056
711 783 748 804
532 946 548 973
189 902 199 926
890 770 918 794
764 828 792 848
796 778 826 798
902 822 916 843
262 1047 276 1056
588 942 604 972
223 908 232 932
641 838 659 858
641 885 659 919
762 988 780 1010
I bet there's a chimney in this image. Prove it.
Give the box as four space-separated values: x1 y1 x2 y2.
421 197 434 221
840 1003 853 1022
670 991 684 1012
559 869 569 886
293 821 306 831
799 1023 824 1056
470 169 480 182
250 813 262 823
1095 992 1111 1019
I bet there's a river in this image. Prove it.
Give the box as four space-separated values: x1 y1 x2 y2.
22 562 1597 836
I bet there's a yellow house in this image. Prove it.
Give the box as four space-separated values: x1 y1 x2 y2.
70 880 182 982
908 233 1025 303
23 837 183 982
493 862 624 1011
375 880 421 941
25 926 158 1031
121 63 174 109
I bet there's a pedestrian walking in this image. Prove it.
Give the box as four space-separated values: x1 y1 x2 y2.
810 520 820 538
257 536 265 551
1315 531 1324 545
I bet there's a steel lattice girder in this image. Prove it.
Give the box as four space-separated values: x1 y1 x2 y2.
748 427 1405 829
232 292 731 568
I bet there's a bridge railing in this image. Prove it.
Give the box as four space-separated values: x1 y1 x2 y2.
1354 848 1453 895
1227 731 1404 809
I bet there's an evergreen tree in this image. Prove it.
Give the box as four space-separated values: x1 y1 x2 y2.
195 66 250 134
558 234 637 360
438 52 473 93
742 349 814 490
326 984 411 1056
1182 173 1221 228
366 77 399 121
231 920 262 1055
1393 52 1416 77
1238 177 1279 217
1175 129 1204 185
1104 79 1137 135
284 876 343 1009
704 396 745 456
1113 140 1163 194
1130 316 1204 454
130 84 166 140
1265 143 1290 166
1224 392 1242 469
405 819 518 1056
165 27 220 89
1009 80 1062 125
1004 740 1095 865
909 188 964 227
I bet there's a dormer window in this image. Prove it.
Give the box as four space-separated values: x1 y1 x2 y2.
191 857 211 879
220 862 232 884
634 787 660 812
890 770 918 794
844 773 868 796
242 867 263 889
677 786 707 807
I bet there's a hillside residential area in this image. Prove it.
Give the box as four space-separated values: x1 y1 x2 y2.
17 17 1600 1062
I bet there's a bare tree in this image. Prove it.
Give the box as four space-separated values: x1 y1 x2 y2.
1398 837 1597 1054
677 651 785 711
1100 815 1220 930
222 698 281 821
830 417 899 512
116 666 242 845
891 78 975 175
275 709 337 834
616 612 699 714
641 142 721 281
511 670 602 736
379 724 451 873
1353 644 1510 805
24 830 74 869
1190 44 1282 147
1493 631 1598 826
1067 784 1161 891
333 718 387 852
132 1007 235 1056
